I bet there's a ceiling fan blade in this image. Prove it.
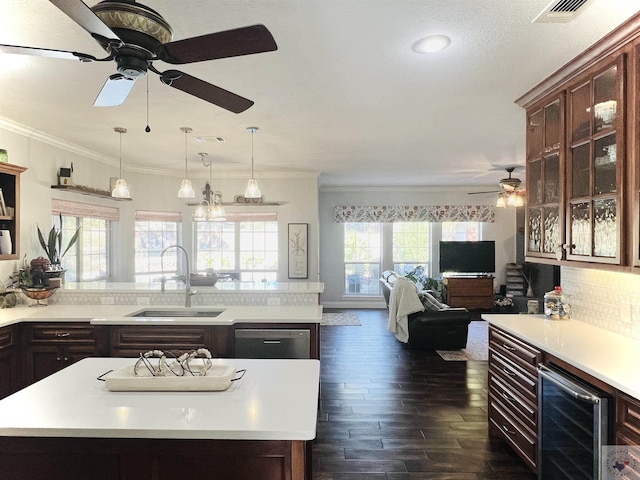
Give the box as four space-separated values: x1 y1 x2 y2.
49 0 122 45
468 190 500 195
157 24 277 64
0 44 97 61
160 70 253 113
93 74 136 107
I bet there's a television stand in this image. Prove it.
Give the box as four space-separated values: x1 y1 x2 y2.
443 276 494 310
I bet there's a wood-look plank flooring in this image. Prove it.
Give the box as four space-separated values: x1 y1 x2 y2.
312 309 537 480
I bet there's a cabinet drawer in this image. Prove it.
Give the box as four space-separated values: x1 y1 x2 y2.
489 327 541 374
489 349 538 402
616 392 640 445
111 326 208 352
0 326 15 350
489 401 537 471
489 373 537 431
446 279 493 296
27 323 98 345
448 296 493 309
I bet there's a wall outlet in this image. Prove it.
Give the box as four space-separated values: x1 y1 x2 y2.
267 297 281 306
100 296 115 305
136 297 150 305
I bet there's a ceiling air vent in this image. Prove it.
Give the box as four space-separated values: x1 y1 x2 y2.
533 0 596 23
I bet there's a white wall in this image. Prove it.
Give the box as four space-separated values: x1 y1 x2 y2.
0 126 320 284
318 186 518 308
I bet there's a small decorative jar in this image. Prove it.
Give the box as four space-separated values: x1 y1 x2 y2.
544 286 571 320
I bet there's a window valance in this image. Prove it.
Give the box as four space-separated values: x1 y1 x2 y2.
52 199 119 221
333 205 494 223
135 210 182 223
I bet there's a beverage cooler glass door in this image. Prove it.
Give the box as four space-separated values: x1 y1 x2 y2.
538 364 611 480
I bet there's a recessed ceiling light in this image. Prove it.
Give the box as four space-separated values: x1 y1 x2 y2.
412 34 451 54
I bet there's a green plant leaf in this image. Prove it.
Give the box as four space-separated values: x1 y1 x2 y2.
60 227 80 258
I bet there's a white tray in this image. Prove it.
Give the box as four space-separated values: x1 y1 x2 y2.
104 363 236 392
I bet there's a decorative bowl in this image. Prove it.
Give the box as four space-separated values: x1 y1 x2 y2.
19 285 57 306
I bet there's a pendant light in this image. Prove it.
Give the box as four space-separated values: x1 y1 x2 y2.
244 126 262 199
177 127 195 198
194 153 226 221
111 127 131 198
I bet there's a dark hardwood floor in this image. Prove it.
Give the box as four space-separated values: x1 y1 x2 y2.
312 309 536 480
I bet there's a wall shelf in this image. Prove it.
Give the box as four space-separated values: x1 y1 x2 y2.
51 184 132 201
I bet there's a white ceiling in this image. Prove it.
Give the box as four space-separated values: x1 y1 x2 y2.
0 0 638 190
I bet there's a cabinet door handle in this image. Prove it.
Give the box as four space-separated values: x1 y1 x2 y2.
55 332 71 337
502 367 516 377
502 424 516 435
502 391 515 402
63 357 69 362
56 357 62 362
502 343 516 352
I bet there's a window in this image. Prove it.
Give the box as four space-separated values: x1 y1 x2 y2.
342 220 485 296
134 212 180 283
194 213 278 282
57 215 109 281
442 221 480 241
392 222 430 275
344 223 381 295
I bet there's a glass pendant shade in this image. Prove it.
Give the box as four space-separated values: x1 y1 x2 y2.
496 194 506 208
244 178 262 198
178 178 195 198
112 178 131 198
193 201 208 220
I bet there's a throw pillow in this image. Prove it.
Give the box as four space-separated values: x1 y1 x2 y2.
418 290 446 311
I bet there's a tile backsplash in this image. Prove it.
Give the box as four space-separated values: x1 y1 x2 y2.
561 266 640 339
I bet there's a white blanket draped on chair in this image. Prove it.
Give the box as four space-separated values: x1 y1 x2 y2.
387 277 425 343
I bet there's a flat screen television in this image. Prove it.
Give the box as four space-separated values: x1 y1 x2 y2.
439 241 495 274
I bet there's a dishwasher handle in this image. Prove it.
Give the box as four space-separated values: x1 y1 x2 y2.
538 364 601 404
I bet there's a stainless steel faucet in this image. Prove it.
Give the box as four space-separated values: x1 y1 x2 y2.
161 245 196 307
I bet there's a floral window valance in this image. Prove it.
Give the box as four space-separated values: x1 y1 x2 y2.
333 205 494 223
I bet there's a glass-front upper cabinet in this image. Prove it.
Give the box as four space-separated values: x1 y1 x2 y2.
526 97 564 260
566 60 623 264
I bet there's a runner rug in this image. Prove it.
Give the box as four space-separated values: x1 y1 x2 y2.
437 320 488 361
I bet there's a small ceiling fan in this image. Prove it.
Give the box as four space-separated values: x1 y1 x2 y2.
468 167 526 206
0 0 278 113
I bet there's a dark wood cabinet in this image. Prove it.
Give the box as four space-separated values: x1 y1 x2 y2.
616 392 640 446
0 325 19 399
517 14 640 269
0 163 26 260
22 323 108 384
109 325 232 358
443 276 494 310
488 326 541 472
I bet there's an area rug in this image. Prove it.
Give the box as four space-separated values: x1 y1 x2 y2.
321 312 361 326
437 320 488 361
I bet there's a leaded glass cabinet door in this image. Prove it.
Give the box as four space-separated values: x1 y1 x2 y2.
566 60 623 264
526 97 564 260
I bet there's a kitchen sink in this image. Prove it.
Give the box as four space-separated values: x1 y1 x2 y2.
128 309 224 318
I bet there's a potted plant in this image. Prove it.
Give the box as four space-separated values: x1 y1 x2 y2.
37 214 80 269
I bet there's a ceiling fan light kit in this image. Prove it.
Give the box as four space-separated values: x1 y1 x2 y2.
177 127 195 199
111 126 131 198
244 127 262 199
2 0 278 112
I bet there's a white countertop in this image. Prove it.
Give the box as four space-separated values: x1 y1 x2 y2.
0 357 320 441
0 304 323 328
483 314 640 399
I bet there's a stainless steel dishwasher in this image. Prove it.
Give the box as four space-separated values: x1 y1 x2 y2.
234 329 311 359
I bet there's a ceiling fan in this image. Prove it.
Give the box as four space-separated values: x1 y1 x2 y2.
0 0 278 113
468 167 526 206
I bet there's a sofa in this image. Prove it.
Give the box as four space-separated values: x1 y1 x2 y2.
380 271 471 350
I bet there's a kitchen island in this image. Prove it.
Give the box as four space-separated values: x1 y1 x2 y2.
0 357 320 480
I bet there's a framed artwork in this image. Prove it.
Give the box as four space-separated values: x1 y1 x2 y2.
288 223 308 279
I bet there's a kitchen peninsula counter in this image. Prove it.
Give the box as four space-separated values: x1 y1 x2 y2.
483 314 640 399
0 357 320 479
0 304 322 328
